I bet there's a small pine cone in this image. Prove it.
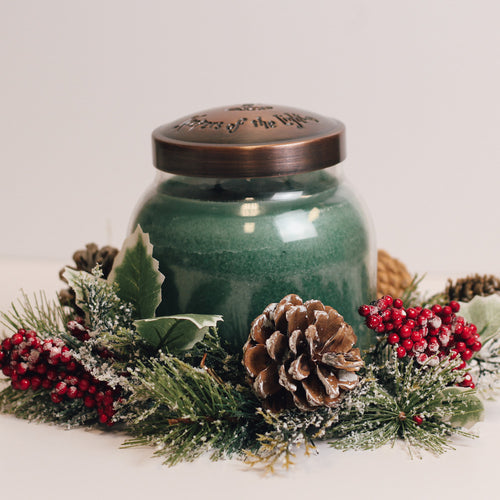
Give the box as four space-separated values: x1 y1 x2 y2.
242 294 364 412
445 274 500 303
58 243 119 306
377 249 412 298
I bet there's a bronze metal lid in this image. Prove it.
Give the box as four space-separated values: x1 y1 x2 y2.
152 103 346 178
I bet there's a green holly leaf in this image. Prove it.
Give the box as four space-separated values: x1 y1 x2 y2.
440 387 484 429
134 314 223 354
108 225 165 320
459 295 500 343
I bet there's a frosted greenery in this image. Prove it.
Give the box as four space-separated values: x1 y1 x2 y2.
0 236 493 472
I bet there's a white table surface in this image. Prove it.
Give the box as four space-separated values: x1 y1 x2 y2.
1 258 499 500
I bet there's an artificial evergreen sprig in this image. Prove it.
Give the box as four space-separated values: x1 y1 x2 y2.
245 405 341 473
63 267 134 333
120 353 263 465
1 290 70 339
0 384 99 427
328 351 483 457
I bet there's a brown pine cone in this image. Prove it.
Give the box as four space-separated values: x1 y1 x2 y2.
445 274 500 303
58 243 119 307
243 294 364 412
377 249 412 298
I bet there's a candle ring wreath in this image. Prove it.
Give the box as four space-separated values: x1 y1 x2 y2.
2 226 500 473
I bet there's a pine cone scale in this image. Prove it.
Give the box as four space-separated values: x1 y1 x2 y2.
254 364 280 399
242 343 270 377
289 353 310 380
265 331 287 361
317 365 340 398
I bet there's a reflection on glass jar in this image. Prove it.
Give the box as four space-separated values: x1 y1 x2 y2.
131 165 376 351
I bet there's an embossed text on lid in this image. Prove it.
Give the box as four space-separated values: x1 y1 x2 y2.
152 104 346 178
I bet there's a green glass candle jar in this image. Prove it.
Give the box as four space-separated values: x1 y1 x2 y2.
130 104 376 351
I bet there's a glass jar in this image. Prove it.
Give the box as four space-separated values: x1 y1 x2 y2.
130 104 376 351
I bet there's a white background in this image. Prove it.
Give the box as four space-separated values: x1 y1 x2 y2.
1 0 500 275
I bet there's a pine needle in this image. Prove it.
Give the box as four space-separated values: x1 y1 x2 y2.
1 291 70 338
119 354 261 465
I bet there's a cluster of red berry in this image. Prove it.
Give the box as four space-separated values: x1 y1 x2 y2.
359 296 482 388
0 321 119 425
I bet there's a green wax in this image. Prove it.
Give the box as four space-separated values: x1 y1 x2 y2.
131 168 376 352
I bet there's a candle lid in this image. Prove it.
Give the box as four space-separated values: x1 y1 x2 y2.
152 104 346 178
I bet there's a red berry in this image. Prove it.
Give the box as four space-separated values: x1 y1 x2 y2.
99 414 108 424
397 346 407 358
406 308 418 319
442 306 452 316
461 349 473 361
2 338 12 351
64 375 79 386
84 396 96 408
413 339 428 352
410 330 423 342
78 379 90 391
399 325 412 338
67 386 78 399
416 353 428 364
19 378 30 390
60 350 72 364
421 308 433 319
431 304 442 315
55 382 68 396
449 301 460 313
383 295 393 307
366 315 382 329
461 373 473 387
384 322 394 332
455 342 466 353
405 319 417 329
66 361 77 372
16 362 28 375
31 376 42 390
391 309 403 322
471 341 482 352
41 379 53 390
381 309 391 321
51 393 63 404
388 333 400 345
393 298 404 309
427 337 440 352
11 333 24 345
465 335 477 346
358 305 372 317
35 363 47 375
402 339 413 351
413 415 424 425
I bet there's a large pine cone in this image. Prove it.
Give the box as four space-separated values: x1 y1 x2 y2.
243 294 364 412
445 274 500 303
59 243 119 306
377 249 412 298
